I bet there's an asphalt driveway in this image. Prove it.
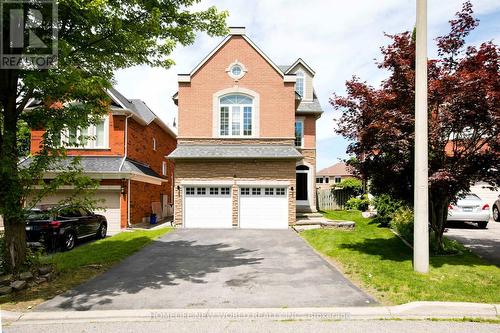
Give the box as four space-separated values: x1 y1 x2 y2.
445 219 500 266
38 229 375 311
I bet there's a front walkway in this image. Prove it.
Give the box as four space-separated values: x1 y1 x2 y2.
37 229 374 311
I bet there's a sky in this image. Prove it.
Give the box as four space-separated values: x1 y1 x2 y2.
114 0 500 170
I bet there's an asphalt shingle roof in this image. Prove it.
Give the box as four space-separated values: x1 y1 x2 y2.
317 162 355 177
168 145 302 160
19 156 161 178
297 98 323 114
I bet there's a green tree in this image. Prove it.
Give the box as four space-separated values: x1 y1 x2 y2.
0 0 228 272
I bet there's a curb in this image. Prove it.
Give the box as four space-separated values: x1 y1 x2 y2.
2 302 499 325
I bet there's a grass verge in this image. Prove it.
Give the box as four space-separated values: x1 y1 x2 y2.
301 210 500 305
0 227 172 311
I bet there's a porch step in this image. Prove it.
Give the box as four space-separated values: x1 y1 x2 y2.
296 212 323 218
296 206 317 213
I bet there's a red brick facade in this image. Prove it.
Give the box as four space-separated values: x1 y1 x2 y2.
173 29 320 226
29 110 177 229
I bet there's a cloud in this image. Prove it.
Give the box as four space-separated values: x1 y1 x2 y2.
114 0 500 166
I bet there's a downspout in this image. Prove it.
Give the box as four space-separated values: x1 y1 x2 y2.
120 114 133 227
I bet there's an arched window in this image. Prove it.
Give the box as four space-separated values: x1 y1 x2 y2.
295 71 305 97
219 94 253 136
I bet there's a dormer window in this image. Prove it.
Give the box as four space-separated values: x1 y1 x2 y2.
295 71 305 97
219 94 253 137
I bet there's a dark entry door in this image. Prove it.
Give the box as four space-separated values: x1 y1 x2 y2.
296 173 308 201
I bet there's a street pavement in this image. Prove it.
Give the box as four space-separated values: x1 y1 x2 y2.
4 319 500 333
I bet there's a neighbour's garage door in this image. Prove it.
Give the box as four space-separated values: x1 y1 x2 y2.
239 187 288 229
29 190 122 234
184 186 232 228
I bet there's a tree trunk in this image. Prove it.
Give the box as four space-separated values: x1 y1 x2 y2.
0 68 27 273
429 191 450 253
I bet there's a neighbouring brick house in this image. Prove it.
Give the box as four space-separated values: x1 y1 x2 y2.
316 162 358 189
23 88 176 234
168 27 323 228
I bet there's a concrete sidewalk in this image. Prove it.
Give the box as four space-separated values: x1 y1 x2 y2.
3 302 499 326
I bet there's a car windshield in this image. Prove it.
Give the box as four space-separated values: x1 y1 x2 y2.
463 194 480 201
27 210 53 220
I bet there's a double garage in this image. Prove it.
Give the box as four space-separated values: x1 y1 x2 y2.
183 185 289 229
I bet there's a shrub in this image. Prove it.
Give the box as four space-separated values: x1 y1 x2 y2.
390 207 462 255
334 178 363 193
345 194 370 211
373 194 403 226
390 207 414 242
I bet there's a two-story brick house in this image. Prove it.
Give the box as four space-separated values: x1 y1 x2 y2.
168 27 322 228
24 88 177 233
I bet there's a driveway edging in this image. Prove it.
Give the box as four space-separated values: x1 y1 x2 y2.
3 302 499 325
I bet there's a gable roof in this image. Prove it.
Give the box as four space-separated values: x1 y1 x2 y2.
282 58 316 76
178 27 296 83
317 162 355 177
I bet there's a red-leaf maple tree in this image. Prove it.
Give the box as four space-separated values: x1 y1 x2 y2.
332 1 499 251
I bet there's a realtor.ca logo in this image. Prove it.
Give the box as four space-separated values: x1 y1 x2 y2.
1 0 58 69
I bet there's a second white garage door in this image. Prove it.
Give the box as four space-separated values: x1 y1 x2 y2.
184 186 233 228
239 186 289 229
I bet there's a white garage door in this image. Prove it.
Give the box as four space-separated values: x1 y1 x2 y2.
239 186 289 229
29 189 122 235
184 186 232 228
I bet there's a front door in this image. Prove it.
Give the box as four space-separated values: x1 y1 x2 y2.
296 173 308 201
296 165 310 204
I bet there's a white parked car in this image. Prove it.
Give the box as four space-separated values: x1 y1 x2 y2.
447 193 490 229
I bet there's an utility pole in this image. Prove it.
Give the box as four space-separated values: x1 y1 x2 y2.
414 0 429 273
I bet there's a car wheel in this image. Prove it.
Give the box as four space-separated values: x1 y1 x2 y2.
96 223 107 239
62 232 76 251
493 206 500 222
477 221 488 229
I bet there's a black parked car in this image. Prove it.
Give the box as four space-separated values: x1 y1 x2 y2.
26 206 107 251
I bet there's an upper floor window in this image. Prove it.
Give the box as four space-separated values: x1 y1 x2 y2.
295 71 305 97
153 138 157 151
61 117 108 149
162 161 167 176
295 120 304 147
219 94 253 137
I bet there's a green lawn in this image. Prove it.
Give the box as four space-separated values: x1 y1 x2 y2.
1 227 172 311
301 210 500 305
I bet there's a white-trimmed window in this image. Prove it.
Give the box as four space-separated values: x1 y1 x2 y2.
61 117 109 149
240 188 250 196
276 188 286 196
162 161 167 176
335 177 341 184
295 120 304 147
219 94 253 137
316 177 323 184
153 138 157 151
295 71 305 97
